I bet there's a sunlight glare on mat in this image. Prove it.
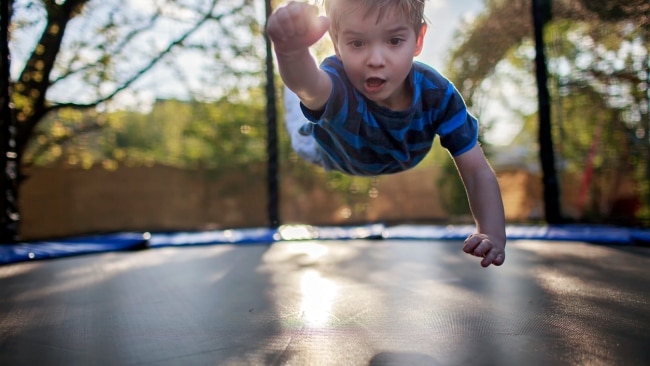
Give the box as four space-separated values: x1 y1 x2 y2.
300 269 339 327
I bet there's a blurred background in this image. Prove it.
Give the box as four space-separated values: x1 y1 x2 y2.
2 0 648 241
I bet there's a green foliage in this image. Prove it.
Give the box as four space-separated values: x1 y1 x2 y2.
25 91 267 170
575 0 650 24
445 0 650 223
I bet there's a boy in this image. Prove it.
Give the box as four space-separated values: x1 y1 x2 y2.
267 0 506 267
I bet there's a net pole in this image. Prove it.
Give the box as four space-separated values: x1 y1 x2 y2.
0 0 18 243
643 24 650 225
532 0 562 224
264 0 280 228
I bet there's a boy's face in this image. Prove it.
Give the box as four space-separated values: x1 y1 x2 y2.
332 2 425 110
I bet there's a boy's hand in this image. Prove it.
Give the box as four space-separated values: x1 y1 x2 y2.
463 233 506 268
267 1 330 54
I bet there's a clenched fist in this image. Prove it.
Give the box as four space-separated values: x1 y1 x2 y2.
463 233 506 268
266 2 331 54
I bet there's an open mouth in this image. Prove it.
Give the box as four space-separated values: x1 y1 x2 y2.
365 77 386 89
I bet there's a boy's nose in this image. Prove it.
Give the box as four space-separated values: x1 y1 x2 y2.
366 47 385 67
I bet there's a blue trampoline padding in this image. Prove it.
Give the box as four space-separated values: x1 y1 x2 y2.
382 224 475 240
148 227 277 248
630 229 650 244
506 225 634 243
276 223 385 241
148 223 386 247
383 224 649 244
312 223 385 240
0 233 148 265
1 224 649 265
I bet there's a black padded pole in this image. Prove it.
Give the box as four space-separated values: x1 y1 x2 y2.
645 24 650 222
264 0 280 228
0 0 19 243
532 0 562 224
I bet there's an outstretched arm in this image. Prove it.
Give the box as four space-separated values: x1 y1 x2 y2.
452 144 506 267
266 1 332 111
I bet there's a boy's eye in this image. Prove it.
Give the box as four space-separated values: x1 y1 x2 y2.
350 40 364 48
388 38 404 46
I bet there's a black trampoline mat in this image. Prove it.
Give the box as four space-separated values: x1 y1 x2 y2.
1 240 649 365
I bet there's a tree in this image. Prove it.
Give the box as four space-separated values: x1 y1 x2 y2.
2 0 264 240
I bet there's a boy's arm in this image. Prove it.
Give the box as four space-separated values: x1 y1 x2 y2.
452 144 507 267
266 2 332 110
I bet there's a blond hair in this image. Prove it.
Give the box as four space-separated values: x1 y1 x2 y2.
323 0 426 40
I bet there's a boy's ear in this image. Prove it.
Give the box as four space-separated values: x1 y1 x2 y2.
413 23 427 57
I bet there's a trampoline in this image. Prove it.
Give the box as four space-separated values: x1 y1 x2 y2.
2 1 649 364
1 225 649 365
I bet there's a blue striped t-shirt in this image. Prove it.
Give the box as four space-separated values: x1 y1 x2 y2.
300 56 478 176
